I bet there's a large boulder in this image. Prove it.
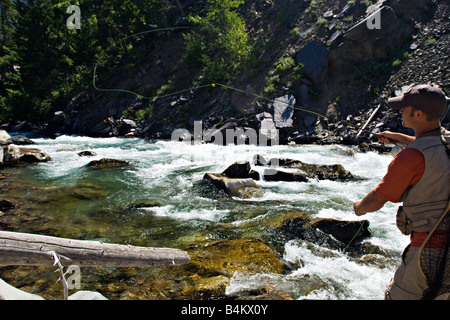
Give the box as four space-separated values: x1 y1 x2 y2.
18 147 52 163
263 168 308 182
279 212 371 250
203 173 262 198
255 155 353 181
271 94 296 129
329 6 415 68
222 161 260 180
1 131 50 166
85 158 129 168
295 42 329 85
0 130 11 144
1 145 20 165
0 278 45 300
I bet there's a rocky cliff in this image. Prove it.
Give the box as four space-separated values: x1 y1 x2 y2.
17 0 449 144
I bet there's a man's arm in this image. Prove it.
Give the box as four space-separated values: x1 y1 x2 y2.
376 131 415 146
353 191 388 216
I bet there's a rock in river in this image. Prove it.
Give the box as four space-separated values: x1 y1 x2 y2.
279 212 371 251
85 158 129 168
203 173 262 198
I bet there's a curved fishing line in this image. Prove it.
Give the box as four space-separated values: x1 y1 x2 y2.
213 83 329 123
117 26 192 43
93 71 328 122
92 27 329 122
93 63 212 100
342 220 366 252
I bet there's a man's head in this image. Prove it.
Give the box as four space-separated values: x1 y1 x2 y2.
387 84 447 121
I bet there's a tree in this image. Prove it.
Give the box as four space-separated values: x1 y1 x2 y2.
183 0 251 84
0 0 170 123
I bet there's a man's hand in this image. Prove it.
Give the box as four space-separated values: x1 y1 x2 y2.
374 131 415 146
353 200 365 216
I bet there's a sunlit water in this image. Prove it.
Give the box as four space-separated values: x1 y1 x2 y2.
1 135 410 299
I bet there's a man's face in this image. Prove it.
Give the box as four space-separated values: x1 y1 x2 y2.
399 106 417 128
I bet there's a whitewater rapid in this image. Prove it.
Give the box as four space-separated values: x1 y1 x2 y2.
22 135 409 299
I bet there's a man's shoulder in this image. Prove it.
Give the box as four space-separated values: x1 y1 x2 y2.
394 147 424 161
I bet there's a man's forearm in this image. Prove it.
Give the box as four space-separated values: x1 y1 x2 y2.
354 191 388 216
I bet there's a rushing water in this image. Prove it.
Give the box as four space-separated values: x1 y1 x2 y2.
0 135 410 300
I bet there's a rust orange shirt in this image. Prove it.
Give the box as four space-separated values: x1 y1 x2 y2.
374 148 425 203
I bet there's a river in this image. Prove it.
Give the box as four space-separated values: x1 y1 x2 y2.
0 134 409 300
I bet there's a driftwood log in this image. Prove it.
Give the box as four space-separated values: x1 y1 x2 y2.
0 231 190 267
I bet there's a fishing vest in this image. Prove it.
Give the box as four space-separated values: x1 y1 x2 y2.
396 127 450 235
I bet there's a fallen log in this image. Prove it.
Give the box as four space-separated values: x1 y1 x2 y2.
0 231 190 267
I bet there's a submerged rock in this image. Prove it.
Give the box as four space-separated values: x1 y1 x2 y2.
184 238 285 278
121 238 285 299
78 150 97 157
85 158 129 168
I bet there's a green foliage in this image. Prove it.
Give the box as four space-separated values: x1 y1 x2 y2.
392 59 402 67
183 0 251 84
275 57 296 73
0 0 169 124
182 32 206 67
264 55 302 95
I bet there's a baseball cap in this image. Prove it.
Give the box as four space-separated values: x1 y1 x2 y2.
387 84 447 118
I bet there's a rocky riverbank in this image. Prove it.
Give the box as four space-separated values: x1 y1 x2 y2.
2 1 448 147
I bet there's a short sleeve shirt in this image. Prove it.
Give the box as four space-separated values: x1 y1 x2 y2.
373 148 425 203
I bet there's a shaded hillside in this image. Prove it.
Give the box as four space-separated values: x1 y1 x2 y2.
3 0 449 142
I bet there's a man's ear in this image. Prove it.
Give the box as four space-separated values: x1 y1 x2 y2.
415 109 425 119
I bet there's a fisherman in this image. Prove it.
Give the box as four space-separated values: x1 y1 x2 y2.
353 84 450 300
